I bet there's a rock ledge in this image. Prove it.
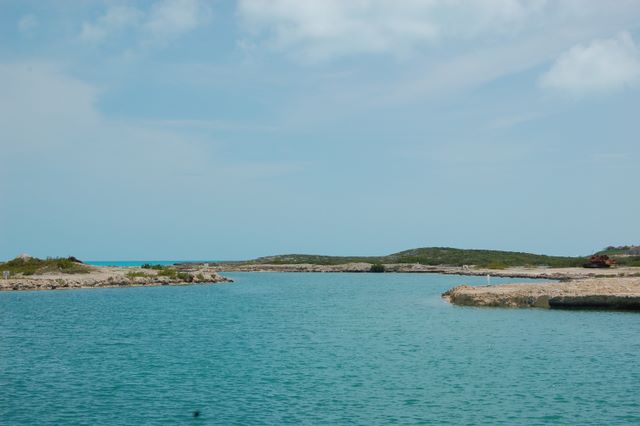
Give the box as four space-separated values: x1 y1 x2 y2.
443 277 640 310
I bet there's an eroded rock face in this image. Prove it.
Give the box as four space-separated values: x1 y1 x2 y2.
443 286 552 308
443 278 640 310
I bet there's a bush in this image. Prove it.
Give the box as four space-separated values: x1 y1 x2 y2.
157 268 177 277
141 264 166 270
483 262 508 270
370 263 386 273
177 272 192 281
156 268 192 281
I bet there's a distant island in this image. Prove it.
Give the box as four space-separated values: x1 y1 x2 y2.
190 246 640 271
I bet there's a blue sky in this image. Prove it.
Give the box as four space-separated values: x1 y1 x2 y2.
1 0 640 260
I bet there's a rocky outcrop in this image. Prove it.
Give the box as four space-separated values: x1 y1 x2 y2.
442 277 640 310
0 266 232 291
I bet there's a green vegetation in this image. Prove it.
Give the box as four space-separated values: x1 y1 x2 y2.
598 245 640 255
0 256 91 276
594 246 640 267
131 266 196 280
157 267 192 281
141 264 166 270
611 257 640 267
126 271 151 278
370 263 385 273
240 247 588 268
484 261 508 270
134 264 194 280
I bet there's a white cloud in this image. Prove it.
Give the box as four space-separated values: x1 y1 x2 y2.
80 0 210 46
238 0 548 60
144 0 210 42
18 14 38 35
540 32 640 95
80 5 142 43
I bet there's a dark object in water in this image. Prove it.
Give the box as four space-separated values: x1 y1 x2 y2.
193 410 201 418
583 255 615 268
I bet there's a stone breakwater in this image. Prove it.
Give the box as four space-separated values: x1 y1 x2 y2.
442 277 640 310
0 266 232 291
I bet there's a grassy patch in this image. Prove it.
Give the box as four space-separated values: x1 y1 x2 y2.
157 268 192 281
481 261 508 270
126 271 151 278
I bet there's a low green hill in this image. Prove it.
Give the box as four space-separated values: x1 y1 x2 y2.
0 256 91 276
595 246 640 267
244 247 588 268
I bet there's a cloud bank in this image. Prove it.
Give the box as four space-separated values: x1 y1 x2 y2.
80 0 210 46
238 0 548 60
540 32 640 95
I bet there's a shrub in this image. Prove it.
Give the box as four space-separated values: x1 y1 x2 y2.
127 271 150 278
141 264 166 270
483 262 508 270
156 268 191 281
370 263 385 273
177 272 192 281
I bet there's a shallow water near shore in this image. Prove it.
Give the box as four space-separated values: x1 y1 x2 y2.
2 272 639 425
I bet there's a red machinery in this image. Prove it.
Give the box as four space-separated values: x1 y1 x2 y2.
583 255 616 268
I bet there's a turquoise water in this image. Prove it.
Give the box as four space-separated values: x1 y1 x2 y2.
1 272 639 425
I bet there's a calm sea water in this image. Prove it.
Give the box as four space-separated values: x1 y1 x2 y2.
1 272 639 425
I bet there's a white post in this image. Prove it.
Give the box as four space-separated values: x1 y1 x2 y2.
486 274 491 285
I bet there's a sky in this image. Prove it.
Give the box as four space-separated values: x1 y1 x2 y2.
1 0 640 261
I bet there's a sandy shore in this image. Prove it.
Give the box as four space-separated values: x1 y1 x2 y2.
0 265 232 291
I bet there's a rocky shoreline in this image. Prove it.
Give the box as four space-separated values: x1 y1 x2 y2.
0 265 232 292
195 262 640 310
5 260 640 310
442 277 640 310
196 262 639 280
